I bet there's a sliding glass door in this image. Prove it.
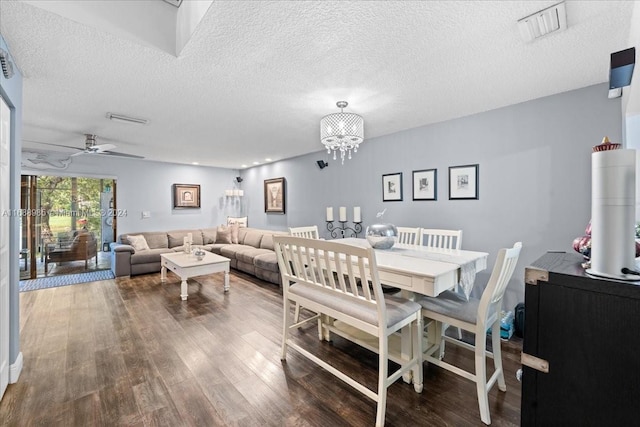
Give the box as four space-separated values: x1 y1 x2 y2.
20 175 116 279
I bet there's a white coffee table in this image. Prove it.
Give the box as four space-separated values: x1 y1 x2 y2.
160 251 230 300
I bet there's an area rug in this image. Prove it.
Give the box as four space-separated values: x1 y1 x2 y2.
19 269 115 292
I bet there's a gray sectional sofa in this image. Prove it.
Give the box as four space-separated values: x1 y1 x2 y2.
110 227 288 285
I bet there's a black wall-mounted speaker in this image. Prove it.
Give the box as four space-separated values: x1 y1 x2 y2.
610 47 635 89
235 176 243 183
317 160 328 169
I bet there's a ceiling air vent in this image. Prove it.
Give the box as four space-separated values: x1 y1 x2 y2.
517 2 567 42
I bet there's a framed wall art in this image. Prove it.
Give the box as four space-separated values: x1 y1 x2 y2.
173 183 201 208
382 172 403 202
264 177 286 213
449 164 479 200
412 169 437 201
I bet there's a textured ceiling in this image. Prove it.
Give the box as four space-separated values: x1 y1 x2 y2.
0 0 636 169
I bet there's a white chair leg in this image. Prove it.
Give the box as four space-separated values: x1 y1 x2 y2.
475 327 491 425
413 315 424 393
491 321 506 392
293 303 301 323
376 335 389 427
281 297 291 360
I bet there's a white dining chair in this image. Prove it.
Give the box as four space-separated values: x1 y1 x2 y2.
288 226 320 323
396 227 421 246
418 242 522 425
419 228 462 249
288 225 320 240
274 235 423 427
420 228 464 338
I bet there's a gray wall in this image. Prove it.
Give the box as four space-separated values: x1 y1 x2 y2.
242 83 622 309
18 83 624 314
27 155 241 236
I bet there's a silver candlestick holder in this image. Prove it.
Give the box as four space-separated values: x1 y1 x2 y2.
326 220 362 239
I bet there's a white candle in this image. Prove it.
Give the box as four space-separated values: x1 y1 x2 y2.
353 206 361 223
188 232 193 243
339 206 347 222
326 207 334 222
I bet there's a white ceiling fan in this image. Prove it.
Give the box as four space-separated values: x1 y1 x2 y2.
26 134 144 159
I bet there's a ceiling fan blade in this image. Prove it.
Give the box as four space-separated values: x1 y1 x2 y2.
90 143 117 153
70 151 86 157
99 151 145 159
23 139 82 151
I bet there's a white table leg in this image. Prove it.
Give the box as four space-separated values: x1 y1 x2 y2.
402 323 413 383
160 265 166 282
400 289 415 383
223 270 230 292
180 278 188 300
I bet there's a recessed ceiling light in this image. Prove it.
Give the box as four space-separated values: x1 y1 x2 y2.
265 158 272 162
253 161 260 165
106 112 148 125
241 164 248 168
192 162 199 165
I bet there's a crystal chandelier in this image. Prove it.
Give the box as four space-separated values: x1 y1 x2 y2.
320 101 364 164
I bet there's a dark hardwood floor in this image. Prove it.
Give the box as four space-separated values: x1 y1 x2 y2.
1 270 522 426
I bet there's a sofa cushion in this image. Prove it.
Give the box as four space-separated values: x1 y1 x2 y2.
236 247 272 264
209 243 228 254
130 248 173 265
243 230 263 249
143 232 169 249
127 235 150 251
168 230 204 248
220 244 254 260
230 224 240 244
202 228 217 244
238 227 250 243
216 226 232 244
259 234 275 251
254 252 279 273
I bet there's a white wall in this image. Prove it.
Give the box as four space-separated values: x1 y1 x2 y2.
0 34 23 383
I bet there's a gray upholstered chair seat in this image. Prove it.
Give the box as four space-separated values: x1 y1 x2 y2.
290 282 420 327
417 290 495 325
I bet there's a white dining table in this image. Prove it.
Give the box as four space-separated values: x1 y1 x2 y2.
333 238 490 383
339 238 489 298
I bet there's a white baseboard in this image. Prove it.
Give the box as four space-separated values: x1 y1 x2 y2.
9 352 22 383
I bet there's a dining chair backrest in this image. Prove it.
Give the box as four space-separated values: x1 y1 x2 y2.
396 227 421 246
478 242 522 322
275 236 386 330
289 225 320 239
420 228 463 250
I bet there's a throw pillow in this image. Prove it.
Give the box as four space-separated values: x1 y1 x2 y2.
230 223 239 244
215 226 232 244
127 234 150 251
227 216 248 228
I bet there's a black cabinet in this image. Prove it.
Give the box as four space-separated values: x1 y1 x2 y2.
521 252 640 426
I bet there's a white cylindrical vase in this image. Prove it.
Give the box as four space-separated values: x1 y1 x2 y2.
588 148 637 280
